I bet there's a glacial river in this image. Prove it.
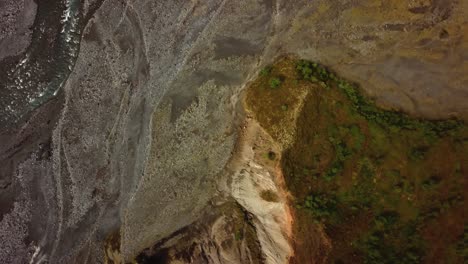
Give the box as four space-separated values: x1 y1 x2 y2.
0 0 82 125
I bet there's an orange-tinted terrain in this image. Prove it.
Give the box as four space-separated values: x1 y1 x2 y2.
245 57 467 264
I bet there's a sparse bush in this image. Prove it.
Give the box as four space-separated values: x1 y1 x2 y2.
421 176 441 190
324 140 351 180
374 211 400 228
324 161 344 181
296 59 464 136
356 222 425 264
409 146 429 161
303 193 338 220
269 77 282 89
296 60 330 82
359 158 375 179
260 66 272 76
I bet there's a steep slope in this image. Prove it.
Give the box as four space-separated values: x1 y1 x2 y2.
244 57 467 264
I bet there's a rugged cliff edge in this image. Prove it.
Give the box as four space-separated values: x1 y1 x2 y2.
242 57 467 264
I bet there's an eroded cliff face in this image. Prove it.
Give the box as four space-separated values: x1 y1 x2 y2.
0 0 467 263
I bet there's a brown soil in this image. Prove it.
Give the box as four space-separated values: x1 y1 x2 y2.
244 56 468 264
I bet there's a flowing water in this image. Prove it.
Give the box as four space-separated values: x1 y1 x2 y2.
0 0 82 125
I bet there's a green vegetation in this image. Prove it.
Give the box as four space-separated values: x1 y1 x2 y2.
297 60 461 136
356 220 425 264
260 66 272 76
324 137 351 181
409 146 429 161
421 176 441 190
245 57 467 263
302 193 338 221
269 77 282 89
296 59 463 136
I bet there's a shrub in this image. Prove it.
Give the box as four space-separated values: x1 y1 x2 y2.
409 146 429 161
260 66 272 76
296 59 464 136
421 176 441 190
296 60 330 82
324 140 351 180
303 193 338 220
359 158 375 179
356 226 425 264
374 211 400 228
269 77 282 88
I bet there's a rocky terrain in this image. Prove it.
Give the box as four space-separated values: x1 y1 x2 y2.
0 0 467 263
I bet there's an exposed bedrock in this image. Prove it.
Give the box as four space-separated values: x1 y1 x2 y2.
0 0 467 263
